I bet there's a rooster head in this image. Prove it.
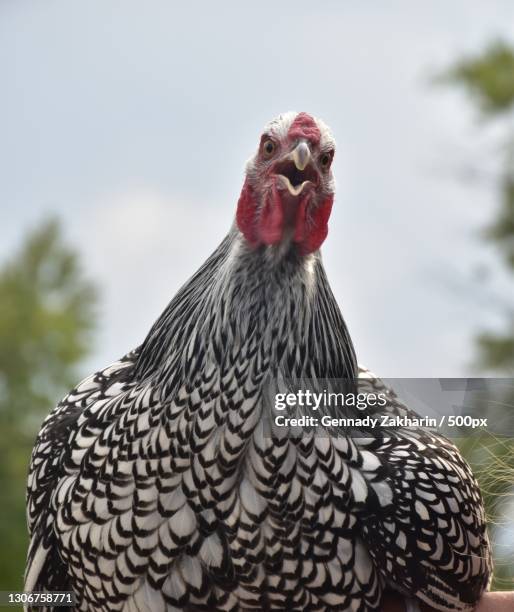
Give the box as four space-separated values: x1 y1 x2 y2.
236 112 336 256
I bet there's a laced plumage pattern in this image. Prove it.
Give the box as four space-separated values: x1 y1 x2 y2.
25 113 491 612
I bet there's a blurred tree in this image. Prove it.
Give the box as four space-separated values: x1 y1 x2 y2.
0 218 97 592
442 40 514 589
442 41 514 373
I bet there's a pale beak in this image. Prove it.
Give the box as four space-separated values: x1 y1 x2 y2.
274 140 317 196
291 141 311 171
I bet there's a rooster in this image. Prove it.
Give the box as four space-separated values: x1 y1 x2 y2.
25 112 491 611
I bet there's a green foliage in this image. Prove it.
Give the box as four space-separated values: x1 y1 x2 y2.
0 218 98 593
441 41 514 116
442 40 514 372
458 434 514 590
442 40 514 590
0 218 97 426
477 324 514 372
486 174 514 271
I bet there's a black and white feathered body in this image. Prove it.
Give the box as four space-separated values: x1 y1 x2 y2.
26 112 491 611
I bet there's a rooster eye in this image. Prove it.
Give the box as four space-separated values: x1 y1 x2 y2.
320 152 333 169
262 139 277 159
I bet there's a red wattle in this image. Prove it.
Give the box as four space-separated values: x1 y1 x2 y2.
236 179 259 246
294 195 333 255
293 193 310 246
237 180 333 255
258 184 284 245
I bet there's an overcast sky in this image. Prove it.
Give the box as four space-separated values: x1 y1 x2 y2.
1 1 513 377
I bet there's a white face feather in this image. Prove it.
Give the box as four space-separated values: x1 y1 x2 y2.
263 111 298 141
